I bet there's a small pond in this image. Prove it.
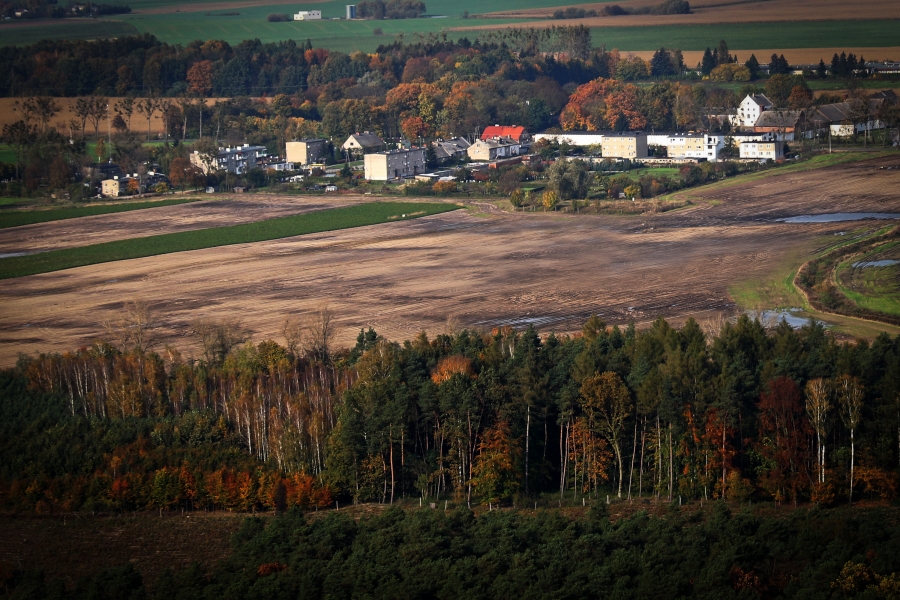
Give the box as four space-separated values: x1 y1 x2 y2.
757 309 823 329
851 259 900 268
776 213 900 223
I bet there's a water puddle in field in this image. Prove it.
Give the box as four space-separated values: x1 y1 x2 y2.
852 259 900 268
777 213 900 223
0 252 29 258
757 309 823 329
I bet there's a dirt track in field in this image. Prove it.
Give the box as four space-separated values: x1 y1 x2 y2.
2 155 900 365
0 195 361 255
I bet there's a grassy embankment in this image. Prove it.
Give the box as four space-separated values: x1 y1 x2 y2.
730 225 900 339
833 241 900 316
0 201 458 279
0 197 203 228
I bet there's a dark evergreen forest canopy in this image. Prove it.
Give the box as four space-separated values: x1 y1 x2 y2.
5 312 900 597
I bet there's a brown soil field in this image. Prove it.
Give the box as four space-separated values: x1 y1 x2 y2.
0 194 361 255
2 155 900 366
478 0 895 25
0 97 241 138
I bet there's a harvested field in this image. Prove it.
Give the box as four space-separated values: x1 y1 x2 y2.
479 0 895 26
0 194 361 255
2 156 900 365
0 97 230 137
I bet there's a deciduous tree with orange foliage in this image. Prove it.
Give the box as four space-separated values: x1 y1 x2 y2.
757 376 811 505
470 419 520 505
559 77 646 131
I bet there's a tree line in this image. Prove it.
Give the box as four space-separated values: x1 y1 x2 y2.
4 307 900 513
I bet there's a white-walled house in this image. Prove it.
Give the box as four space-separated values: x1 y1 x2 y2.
737 94 774 128
739 140 784 161
293 9 321 19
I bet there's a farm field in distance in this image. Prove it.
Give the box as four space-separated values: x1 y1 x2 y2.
2 155 900 367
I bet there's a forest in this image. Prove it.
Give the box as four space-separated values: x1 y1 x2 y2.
3 311 900 516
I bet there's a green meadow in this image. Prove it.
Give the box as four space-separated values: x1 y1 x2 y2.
0 201 458 279
0 198 203 229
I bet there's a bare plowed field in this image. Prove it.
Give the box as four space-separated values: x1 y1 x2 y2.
479 0 894 25
0 194 361 255
2 156 900 365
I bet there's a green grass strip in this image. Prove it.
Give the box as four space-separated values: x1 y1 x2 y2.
0 198 204 229
0 201 458 280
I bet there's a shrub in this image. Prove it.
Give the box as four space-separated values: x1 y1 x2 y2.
432 180 457 195
267 13 290 21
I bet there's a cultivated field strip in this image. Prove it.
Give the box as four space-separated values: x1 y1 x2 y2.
0 195 363 255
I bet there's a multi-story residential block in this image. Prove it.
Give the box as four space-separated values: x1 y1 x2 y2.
190 144 267 175
739 140 784 160
286 139 329 165
601 132 648 159
364 148 426 180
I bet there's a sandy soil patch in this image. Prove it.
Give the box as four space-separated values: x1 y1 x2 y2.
0 194 363 255
2 156 900 366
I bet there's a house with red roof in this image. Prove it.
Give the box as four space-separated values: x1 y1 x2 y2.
480 125 531 144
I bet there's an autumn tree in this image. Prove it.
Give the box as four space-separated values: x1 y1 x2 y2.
805 378 830 485
757 376 810 505
547 158 592 200
470 419 521 505
168 157 200 191
838 375 865 503
541 189 558 211
137 97 159 142
581 371 633 497
187 60 215 96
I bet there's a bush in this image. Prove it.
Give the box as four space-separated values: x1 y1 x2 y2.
373 27 383 35
267 13 290 21
432 180 457 195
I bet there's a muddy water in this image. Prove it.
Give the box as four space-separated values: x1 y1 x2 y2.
852 259 900 268
777 213 900 223
758 309 822 328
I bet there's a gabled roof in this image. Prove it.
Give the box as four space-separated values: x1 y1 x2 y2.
808 99 883 125
432 137 471 159
745 94 774 107
754 110 804 129
346 133 384 148
481 125 528 142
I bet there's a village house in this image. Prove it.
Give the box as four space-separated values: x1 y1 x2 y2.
601 132 648 159
467 137 521 161
101 176 138 197
286 139 329 165
736 94 774 128
480 125 531 144
753 110 806 140
364 148 426 180
808 99 887 137
666 133 724 161
343 132 385 156
432 138 471 162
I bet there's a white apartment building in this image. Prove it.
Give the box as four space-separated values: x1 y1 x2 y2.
364 148 426 180
739 140 784 161
293 9 321 19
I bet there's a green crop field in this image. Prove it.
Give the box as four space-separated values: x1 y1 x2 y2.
0 20 140 46
0 201 458 279
0 198 204 229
